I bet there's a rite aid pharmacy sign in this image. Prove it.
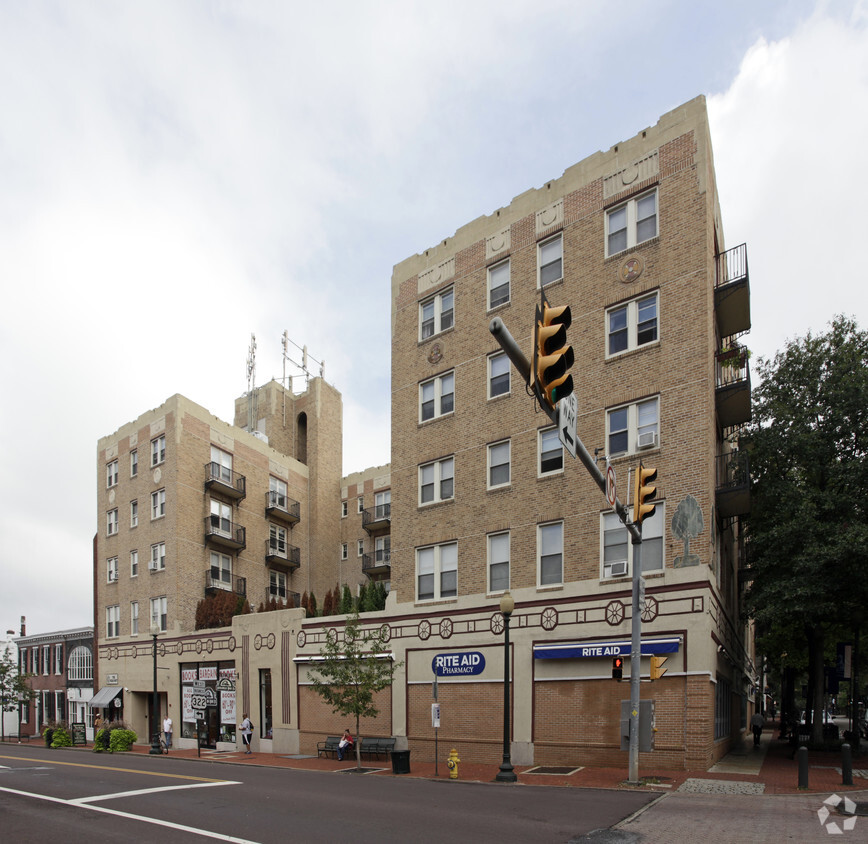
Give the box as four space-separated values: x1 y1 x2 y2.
432 651 486 677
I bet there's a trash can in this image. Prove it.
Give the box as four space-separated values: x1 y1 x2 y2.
391 749 411 774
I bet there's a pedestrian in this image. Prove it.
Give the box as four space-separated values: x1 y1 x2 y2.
337 728 353 761
163 715 173 749
750 711 764 746
240 713 253 754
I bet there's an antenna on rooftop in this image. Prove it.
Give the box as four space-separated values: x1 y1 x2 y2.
246 333 257 433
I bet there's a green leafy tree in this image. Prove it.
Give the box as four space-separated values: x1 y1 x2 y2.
743 316 868 743
0 645 35 741
308 610 401 769
339 584 354 615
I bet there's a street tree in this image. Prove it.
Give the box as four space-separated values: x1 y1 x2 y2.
743 316 868 743
307 610 401 769
0 645 35 741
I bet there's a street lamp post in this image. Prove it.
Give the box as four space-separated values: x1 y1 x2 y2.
149 624 162 754
495 591 517 783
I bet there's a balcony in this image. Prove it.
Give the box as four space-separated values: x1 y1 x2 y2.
265 539 301 571
203 516 246 551
204 570 247 597
715 345 752 429
716 450 750 519
362 503 391 534
362 549 391 578
204 462 247 501
264 588 301 608
714 243 751 339
265 490 300 526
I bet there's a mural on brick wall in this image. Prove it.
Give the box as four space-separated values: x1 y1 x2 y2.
671 494 703 568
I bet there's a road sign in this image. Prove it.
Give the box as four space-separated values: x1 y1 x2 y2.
558 392 577 458
606 465 617 506
432 703 441 728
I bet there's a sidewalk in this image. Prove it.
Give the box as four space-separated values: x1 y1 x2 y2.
113 724 868 796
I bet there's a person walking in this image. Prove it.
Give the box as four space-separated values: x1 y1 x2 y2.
163 715 173 750
750 711 765 746
240 714 253 754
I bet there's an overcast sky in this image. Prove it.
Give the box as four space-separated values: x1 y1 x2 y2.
1 0 866 636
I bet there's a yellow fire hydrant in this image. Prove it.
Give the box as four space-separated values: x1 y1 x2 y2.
446 748 460 779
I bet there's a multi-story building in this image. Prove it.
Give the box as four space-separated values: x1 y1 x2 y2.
15 625 94 738
93 96 752 770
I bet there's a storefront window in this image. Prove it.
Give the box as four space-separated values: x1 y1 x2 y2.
259 669 272 739
180 661 237 744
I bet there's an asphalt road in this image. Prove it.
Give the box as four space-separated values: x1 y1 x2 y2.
0 746 656 843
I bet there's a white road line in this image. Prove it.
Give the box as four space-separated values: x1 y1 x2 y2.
0 785 260 843
70 780 241 804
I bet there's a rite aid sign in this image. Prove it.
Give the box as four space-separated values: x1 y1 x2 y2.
432 651 486 677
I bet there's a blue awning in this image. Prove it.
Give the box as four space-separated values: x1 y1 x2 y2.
534 637 681 660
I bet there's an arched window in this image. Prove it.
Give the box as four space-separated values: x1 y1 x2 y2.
68 646 92 681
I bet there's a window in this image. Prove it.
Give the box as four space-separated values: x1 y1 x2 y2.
106 460 118 488
419 456 454 504
357 539 364 557
488 353 510 398
269 569 287 600
151 488 166 520
106 509 118 536
150 596 167 632
420 371 454 421
130 601 139 635
538 521 564 586
341 500 348 518
130 499 138 528
375 535 390 564
341 543 348 560
210 499 232 534
130 550 138 577
107 557 118 583
375 490 391 520
419 287 454 340
488 532 510 593
54 643 63 675
269 525 287 555
210 446 233 483
357 496 364 514
601 504 664 578
68 646 92 681
43 646 49 675
416 542 458 601
268 476 287 510
488 259 510 309
150 542 166 571
130 449 138 477
607 397 659 456
487 440 510 489
209 551 232 588
606 189 657 256
538 234 563 286
607 293 658 356
106 606 120 639
539 427 564 476
151 434 166 467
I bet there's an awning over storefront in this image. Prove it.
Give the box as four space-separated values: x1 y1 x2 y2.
533 636 682 660
88 686 123 708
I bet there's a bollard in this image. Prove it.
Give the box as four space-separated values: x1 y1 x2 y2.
842 743 853 786
798 745 809 789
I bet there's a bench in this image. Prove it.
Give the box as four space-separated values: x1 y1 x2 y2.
317 736 342 758
0 734 30 743
317 735 396 760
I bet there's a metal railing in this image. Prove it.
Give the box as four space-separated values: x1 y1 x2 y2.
265 589 300 608
204 516 246 547
715 345 750 389
714 243 748 289
205 462 247 496
205 570 247 597
362 503 391 527
716 450 750 491
265 540 300 567
265 490 300 520
362 551 391 571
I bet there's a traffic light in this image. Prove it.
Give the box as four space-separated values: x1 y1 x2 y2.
532 293 574 413
650 655 668 681
633 460 658 526
612 656 623 681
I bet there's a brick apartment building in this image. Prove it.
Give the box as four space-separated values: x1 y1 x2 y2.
94 95 753 769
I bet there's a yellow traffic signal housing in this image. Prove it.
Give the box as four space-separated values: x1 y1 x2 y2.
633 460 658 526
650 654 668 681
532 294 574 413
612 655 623 681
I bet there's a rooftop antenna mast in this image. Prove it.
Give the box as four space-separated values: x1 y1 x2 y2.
246 333 257 433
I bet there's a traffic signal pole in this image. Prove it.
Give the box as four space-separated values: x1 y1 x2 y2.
490 314 646 783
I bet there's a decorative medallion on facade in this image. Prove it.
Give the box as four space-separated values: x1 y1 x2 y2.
605 600 625 626
485 226 511 260
541 607 558 631
418 620 431 641
196 640 203 654
418 258 455 296
535 199 564 236
489 612 504 635
439 618 453 639
427 343 443 365
326 628 337 644
603 150 659 200
641 597 659 623
379 623 391 642
618 256 645 283
296 631 306 648
228 636 236 652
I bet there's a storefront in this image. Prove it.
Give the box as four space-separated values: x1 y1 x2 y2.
179 662 237 748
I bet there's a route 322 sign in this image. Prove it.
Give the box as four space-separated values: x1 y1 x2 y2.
190 686 218 710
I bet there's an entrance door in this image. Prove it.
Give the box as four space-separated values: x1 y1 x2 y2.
198 707 219 748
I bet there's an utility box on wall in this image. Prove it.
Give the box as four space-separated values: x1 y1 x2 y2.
620 699 656 752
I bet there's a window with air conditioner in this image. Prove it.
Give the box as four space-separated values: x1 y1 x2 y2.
607 397 659 457
107 557 118 583
150 542 166 571
601 504 664 579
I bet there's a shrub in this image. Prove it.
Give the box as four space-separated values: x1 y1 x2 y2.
109 729 138 753
93 728 110 752
43 727 54 747
50 726 73 748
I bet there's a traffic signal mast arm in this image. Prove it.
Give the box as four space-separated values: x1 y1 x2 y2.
489 316 640 542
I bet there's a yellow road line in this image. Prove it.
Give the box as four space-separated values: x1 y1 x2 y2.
0 754 225 782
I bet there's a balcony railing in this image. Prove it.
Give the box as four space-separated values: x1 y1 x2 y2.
204 462 247 500
203 516 246 551
715 450 750 519
265 490 300 525
204 570 247 597
265 588 301 608
714 243 751 338
362 550 391 575
362 503 391 534
715 345 752 429
265 539 301 570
